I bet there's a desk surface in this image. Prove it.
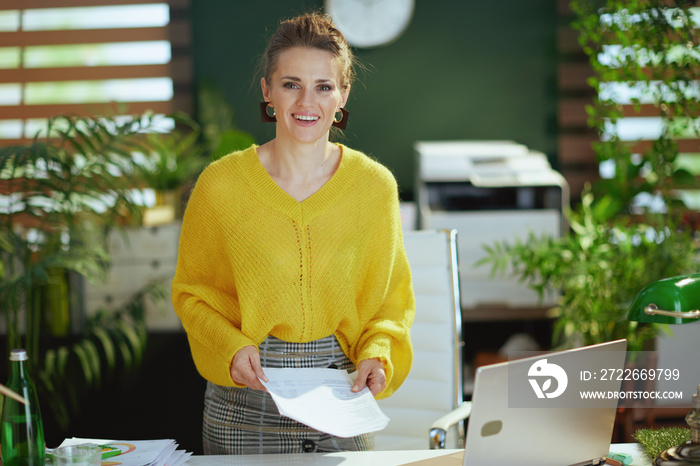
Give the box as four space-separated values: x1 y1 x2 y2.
186 443 652 466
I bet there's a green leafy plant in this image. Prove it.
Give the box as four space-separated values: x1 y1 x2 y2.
482 189 695 350
0 113 169 427
572 0 700 210
134 113 209 192
37 280 167 429
197 80 256 161
133 83 256 216
480 0 699 350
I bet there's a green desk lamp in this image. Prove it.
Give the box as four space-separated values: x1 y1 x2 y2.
628 273 700 466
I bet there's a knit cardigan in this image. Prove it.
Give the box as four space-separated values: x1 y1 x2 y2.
171 144 415 399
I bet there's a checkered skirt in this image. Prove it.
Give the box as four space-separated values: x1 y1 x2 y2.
202 334 375 454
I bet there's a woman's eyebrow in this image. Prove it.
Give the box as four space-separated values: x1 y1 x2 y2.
280 76 334 84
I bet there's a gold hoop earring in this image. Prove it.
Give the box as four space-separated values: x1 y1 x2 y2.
333 110 343 123
260 101 276 122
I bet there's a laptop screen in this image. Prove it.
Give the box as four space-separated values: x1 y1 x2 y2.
463 339 628 466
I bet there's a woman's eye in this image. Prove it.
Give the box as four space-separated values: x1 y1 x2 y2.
283 82 299 89
319 84 333 91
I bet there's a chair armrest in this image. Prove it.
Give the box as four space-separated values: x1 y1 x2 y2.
429 402 472 449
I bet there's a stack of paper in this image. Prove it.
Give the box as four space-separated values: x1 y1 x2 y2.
56 438 191 466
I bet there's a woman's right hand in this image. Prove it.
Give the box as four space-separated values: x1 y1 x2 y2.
231 345 269 391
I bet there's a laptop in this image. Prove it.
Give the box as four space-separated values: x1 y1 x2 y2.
459 339 628 466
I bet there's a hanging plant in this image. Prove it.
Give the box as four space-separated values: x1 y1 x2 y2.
479 0 700 350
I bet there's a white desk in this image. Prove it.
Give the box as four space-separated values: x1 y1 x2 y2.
186 443 652 466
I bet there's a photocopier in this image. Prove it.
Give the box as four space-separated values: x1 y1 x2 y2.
414 140 569 312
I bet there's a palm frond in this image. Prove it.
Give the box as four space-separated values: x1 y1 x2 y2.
36 280 162 429
1 112 176 432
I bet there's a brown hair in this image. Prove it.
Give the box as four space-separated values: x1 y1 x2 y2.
263 13 355 90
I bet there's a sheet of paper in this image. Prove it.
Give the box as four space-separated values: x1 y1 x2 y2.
260 367 390 438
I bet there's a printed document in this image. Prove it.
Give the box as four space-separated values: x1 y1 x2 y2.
56 438 191 466
260 367 390 438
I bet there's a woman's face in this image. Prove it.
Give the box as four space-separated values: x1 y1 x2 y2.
262 47 349 145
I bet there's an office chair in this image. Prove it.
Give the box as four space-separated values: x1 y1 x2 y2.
374 229 471 450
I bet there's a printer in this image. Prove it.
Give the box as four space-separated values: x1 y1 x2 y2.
415 140 569 313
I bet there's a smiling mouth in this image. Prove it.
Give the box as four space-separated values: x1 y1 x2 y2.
293 114 320 122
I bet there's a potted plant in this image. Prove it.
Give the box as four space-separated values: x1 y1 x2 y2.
0 113 169 429
480 0 699 351
134 84 256 221
196 80 256 162
133 113 209 221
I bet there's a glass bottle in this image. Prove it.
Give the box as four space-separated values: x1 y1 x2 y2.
0 349 46 466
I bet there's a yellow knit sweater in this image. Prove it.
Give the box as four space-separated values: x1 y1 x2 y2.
172 144 415 399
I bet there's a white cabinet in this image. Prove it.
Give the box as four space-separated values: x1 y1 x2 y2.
83 222 182 331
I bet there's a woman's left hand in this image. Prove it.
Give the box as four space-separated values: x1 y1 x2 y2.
351 358 386 397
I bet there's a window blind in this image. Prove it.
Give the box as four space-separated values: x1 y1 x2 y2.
0 0 192 146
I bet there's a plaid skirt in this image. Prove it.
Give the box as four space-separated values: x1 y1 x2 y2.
202 334 375 455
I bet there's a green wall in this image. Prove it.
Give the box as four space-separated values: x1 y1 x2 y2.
191 0 558 200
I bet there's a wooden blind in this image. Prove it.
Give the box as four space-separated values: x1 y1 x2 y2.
556 0 700 201
0 0 192 146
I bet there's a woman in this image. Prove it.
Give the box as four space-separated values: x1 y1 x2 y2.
172 12 415 455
